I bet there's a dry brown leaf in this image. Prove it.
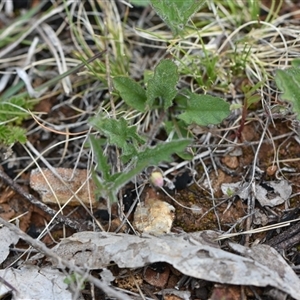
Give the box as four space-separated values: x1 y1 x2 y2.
30 168 96 206
144 265 170 288
0 227 19 264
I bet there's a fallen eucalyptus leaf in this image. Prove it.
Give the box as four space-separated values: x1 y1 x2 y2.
0 227 19 264
255 180 292 207
0 265 73 300
52 231 300 299
221 180 292 207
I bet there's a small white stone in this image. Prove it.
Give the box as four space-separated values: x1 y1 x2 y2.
133 198 175 235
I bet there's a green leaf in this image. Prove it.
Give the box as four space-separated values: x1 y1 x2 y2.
113 76 147 112
63 273 85 290
165 119 190 139
89 116 145 161
137 139 191 165
178 92 230 126
275 67 300 120
130 0 150 7
0 97 31 123
150 0 206 36
291 59 300 68
146 59 178 110
144 69 154 84
247 94 261 108
89 135 111 181
112 139 191 190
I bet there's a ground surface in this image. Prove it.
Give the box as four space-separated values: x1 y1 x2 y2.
1 1 300 299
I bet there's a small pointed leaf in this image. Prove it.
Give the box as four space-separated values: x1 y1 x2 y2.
112 139 191 191
89 135 111 181
137 139 191 165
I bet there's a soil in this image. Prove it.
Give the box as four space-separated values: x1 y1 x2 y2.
1 1 300 300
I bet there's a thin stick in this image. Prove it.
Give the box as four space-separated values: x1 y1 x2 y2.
266 221 300 250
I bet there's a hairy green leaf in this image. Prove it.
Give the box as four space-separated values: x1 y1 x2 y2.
112 139 191 190
89 135 111 181
178 92 230 126
150 0 206 35
0 98 31 123
137 139 191 165
113 76 147 112
146 59 178 110
275 67 300 120
89 116 145 161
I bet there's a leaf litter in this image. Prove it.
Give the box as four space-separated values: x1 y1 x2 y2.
50 231 300 300
221 180 292 207
2 220 300 299
1 1 300 299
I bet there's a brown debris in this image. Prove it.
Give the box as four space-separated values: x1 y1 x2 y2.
221 155 239 169
133 198 175 235
266 165 277 176
210 284 242 300
144 265 170 288
30 168 97 206
0 169 84 231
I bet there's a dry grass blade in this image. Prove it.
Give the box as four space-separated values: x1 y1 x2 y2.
1 0 300 298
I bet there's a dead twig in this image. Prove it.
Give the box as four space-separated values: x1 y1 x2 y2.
265 221 300 251
0 274 18 294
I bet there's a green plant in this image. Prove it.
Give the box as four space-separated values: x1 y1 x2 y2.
150 0 206 36
0 97 35 145
113 59 230 123
89 130 191 204
63 273 86 290
230 43 252 77
275 59 300 120
232 80 264 138
89 59 230 203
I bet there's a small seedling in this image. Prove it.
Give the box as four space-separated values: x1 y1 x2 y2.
63 273 86 290
0 97 34 145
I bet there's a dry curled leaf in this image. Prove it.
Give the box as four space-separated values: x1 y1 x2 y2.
0 227 19 264
221 180 292 207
